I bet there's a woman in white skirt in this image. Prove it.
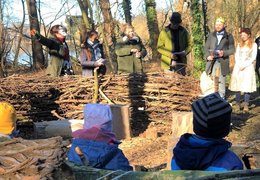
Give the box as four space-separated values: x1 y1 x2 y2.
229 28 257 112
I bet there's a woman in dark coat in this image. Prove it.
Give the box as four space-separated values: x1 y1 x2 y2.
115 24 147 74
31 25 73 77
78 31 106 77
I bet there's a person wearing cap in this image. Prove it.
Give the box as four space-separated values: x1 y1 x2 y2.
204 17 235 99
0 102 18 139
30 25 74 77
171 93 243 171
78 30 106 77
67 104 133 171
229 28 257 112
157 12 191 75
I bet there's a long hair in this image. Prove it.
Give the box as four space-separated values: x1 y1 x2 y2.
239 28 253 48
83 47 92 62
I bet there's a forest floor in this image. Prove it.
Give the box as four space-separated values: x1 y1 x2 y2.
11 68 259 173
119 89 260 171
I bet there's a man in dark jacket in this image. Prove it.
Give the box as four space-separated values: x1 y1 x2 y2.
157 12 191 75
204 17 235 99
171 93 243 171
255 35 260 83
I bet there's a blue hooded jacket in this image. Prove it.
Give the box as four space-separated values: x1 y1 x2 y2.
171 133 243 171
67 138 133 171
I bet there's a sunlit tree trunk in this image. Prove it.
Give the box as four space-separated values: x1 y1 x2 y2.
122 0 132 24
26 0 45 70
13 0 26 69
77 0 91 31
145 0 160 62
0 24 4 78
99 0 116 73
0 1 5 77
190 0 204 72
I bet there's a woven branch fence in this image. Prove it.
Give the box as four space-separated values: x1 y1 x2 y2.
0 72 200 123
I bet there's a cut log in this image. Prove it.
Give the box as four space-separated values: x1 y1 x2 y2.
33 105 131 140
110 104 132 140
167 111 193 170
33 119 84 139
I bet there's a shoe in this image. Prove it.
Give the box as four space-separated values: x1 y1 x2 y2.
243 103 249 112
234 103 241 111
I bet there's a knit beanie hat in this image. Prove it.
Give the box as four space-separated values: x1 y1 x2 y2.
192 93 232 139
0 102 17 135
83 103 113 132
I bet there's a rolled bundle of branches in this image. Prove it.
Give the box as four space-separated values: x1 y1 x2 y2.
0 136 65 179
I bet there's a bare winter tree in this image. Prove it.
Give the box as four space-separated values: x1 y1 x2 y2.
0 0 13 77
99 0 116 73
122 0 132 24
26 0 45 70
13 0 26 69
77 0 91 31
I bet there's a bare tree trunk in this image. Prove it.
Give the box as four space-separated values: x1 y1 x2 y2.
77 0 91 31
99 0 116 73
175 0 185 13
26 0 45 70
122 0 132 24
0 24 4 78
145 0 160 62
13 0 26 69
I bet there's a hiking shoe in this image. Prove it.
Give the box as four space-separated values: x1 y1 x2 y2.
233 103 241 112
243 103 249 112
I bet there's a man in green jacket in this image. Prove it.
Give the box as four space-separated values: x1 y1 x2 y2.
157 12 191 75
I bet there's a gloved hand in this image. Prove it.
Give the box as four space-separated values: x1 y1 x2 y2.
95 58 106 67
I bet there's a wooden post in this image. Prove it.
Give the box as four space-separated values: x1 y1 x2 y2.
92 67 99 103
214 66 220 92
167 111 193 169
110 104 132 140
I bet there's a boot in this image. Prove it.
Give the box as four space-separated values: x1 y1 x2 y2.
234 103 241 111
243 103 249 112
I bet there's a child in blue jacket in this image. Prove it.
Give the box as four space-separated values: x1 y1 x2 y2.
67 104 132 171
171 93 243 171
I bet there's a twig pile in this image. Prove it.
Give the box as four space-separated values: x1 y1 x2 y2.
0 72 200 122
0 136 65 179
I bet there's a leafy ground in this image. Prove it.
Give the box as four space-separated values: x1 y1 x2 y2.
119 89 260 171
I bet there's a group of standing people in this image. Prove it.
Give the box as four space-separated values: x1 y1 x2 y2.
31 13 259 111
204 17 258 112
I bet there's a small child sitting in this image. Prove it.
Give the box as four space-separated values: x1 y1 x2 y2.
67 104 133 171
171 93 243 171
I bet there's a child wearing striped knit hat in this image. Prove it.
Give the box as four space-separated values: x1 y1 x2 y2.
171 93 243 171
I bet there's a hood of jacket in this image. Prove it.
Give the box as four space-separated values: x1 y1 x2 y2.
173 133 231 170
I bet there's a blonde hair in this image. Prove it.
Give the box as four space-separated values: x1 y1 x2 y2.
215 17 225 24
121 24 134 34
